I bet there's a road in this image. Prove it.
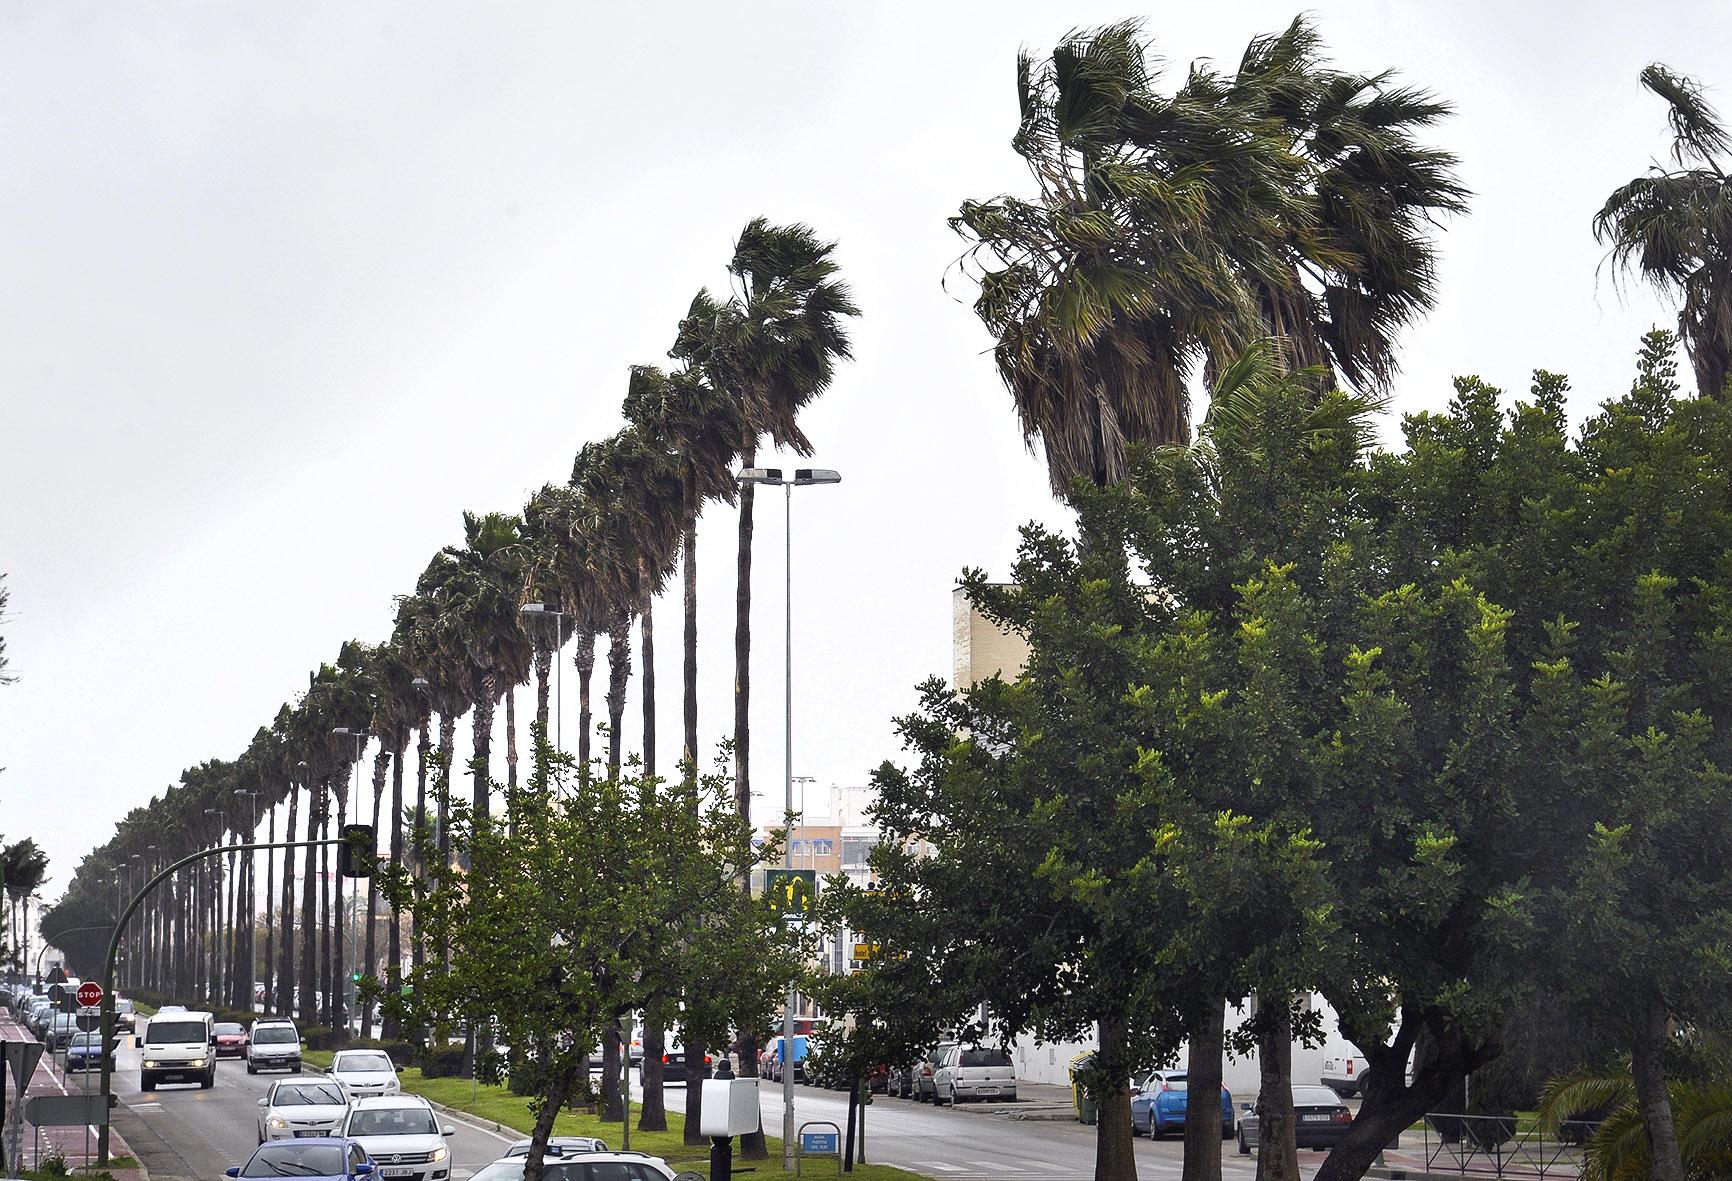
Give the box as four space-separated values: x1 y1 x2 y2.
637 1077 1334 1181
98 1040 518 1181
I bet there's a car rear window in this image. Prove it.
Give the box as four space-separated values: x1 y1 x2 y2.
254 1026 298 1044
242 1143 344 1178
959 1049 1011 1068
1161 1076 1188 1091
1293 1086 1343 1106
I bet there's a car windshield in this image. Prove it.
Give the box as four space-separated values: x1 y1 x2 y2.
145 1020 206 1044
337 1053 394 1073
348 1107 436 1137
255 1027 298 1044
241 1143 346 1177
71 1032 102 1047
1293 1086 1343 1106
215 1023 247 1036
276 1085 345 1107
959 1048 1010 1067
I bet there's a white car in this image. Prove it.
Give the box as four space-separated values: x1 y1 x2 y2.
328 1048 401 1098
471 1150 696 1181
255 1079 349 1143
340 1096 454 1181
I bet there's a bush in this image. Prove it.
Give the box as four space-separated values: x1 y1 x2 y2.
418 1046 467 1079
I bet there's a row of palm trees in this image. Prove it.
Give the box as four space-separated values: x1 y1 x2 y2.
41 218 856 1107
2 839 51 977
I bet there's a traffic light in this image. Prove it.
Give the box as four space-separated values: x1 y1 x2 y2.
339 824 375 878
350 970 363 985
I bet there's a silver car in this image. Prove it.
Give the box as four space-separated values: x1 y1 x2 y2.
256 1079 349 1143
932 1044 1017 1105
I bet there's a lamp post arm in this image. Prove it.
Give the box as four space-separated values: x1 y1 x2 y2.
96 837 352 1163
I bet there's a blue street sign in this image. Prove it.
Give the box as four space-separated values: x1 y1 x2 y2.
801 1131 838 1155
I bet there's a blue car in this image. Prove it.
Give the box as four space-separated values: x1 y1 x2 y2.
227 1138 375 1181
1130 1070 1234 1139
64 1031 113 1073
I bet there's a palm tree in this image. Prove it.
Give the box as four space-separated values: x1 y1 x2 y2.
522 484 608 783
1598 64 1732 399
367 641 417 1038
2 840 49 974
673 218 858 849
1538 1059 1732 1181
951 18 1464 495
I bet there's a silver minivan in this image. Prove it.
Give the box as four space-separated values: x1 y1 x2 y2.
247 1019 302 1074
932 1044 1017 1105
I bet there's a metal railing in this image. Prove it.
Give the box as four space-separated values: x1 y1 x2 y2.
1420 1113 1597 1180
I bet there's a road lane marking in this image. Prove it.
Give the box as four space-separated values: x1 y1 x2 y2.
913 1163 965 1173
972 1163 1023 1172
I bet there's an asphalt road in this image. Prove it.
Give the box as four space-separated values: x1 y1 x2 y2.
638 1077 1333 1181
100 1040 518 1181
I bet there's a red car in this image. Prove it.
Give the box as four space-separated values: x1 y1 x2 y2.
213 1021 250 1058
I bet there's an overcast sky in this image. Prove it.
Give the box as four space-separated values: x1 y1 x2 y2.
3 1 1726 909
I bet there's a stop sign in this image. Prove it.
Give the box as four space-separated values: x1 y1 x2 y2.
76 981 103 1008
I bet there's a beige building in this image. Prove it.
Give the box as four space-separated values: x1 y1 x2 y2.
952 586 1031 688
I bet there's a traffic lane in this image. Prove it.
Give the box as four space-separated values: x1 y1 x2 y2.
110 1043 514 1181
642 1081 1303 1181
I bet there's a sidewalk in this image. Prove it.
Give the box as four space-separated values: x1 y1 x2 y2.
912 1079 1078 1121
0 1014 145 1180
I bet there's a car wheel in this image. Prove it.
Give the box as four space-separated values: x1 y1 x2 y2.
1238 1129 1250 1156
201 1070 215 1089
247 1062 257 1075
1150 1121 1164 1141
140 1076 155 1093
1223 1121 1234 1141
950 1085 960 1107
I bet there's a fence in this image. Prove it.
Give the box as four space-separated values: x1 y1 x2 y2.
1419 1113 1597 1181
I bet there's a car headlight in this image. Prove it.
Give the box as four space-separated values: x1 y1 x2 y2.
142 1060 160 1069
430 1148 447 1163
386 1079 399 1093
189 1058 207 1068
268 1118 287 1129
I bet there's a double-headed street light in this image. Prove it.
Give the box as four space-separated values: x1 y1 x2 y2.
736 465 841 1170
519 603 568 752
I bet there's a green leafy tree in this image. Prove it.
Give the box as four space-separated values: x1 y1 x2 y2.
1598 67 1732 399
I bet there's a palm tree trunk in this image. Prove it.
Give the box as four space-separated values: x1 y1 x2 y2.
412 718 430 980
299 788 319 1024
505 684 518 793
278 787 300 1018
637 578 666 1134
1632 998 1685 1181
263 803 277 1014
605 617 631 780
384 736 406 1039
575 633 596 785
331 780 348 1034
533 648 552 737
361 747 388 1040
473 675 497 829
734 439 755 816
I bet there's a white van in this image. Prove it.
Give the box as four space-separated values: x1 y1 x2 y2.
141 1009 216 1090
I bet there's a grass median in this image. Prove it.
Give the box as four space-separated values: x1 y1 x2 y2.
302 1050 911 1181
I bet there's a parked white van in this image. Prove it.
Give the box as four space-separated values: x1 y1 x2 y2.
141 1009 216 1090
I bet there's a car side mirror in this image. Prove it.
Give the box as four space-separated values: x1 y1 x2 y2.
441 1126 456 1138
226 1169 241 1178
355 1165 374 1176
134 1036 143 1048
1242 1103 1254 1112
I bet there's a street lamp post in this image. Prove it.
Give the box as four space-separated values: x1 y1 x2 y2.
519 603 568 752
736 466 841 1170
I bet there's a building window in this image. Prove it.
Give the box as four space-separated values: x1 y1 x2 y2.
841 836 873 869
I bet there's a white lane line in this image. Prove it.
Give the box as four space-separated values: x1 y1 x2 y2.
912 1164 965 1173
972 1162 1024 1172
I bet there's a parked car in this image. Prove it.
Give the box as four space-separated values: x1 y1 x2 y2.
931 1044 1017 1106
257 1079 351 1143
1237 1085 1354 1154
761 1035 809 1084
913 1042 957 1103
328 1049 401 1098
1130 1070 1234 1139
65 1031 116 1073
225 1137 375 1181
659 1038 714 1085
1321 1055 1367 1098
501 1138 608 1158
214 1021 251 1059
47 1012 81 1050
248 1019 302 1074
339 1096 453 1181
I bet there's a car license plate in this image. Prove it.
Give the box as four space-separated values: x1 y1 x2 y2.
1303 1114 1331 1122
382 1169 414 1177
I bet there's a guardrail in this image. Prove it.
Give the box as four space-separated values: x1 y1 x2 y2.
1420 1113 1597 1180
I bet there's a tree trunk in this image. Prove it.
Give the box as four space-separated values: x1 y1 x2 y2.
1094 1014 1139 1181
733 439 754 818
506 684 518 793
260 805 275 1011
641 569 657 786
437 714 456 977
1183 995 1225 1181
575 634 596 786
1255 996 1299 1181
605 616 631 781
300 788 319 1025
683 1023 707 1147
411 719 429 981
602 1028 623 1122
522 1054 578 1181
474 675 497 831
1632 998 1685 1181
384 738 405 1039
332 781 348 1034
361 747 388 1040
534 648 552 737
638 1020 666 1132
278 788 299 1017
1312 1010 1491 1181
